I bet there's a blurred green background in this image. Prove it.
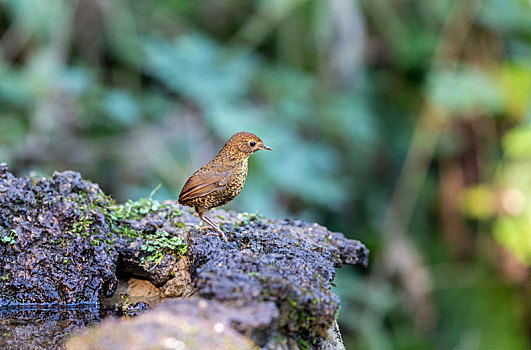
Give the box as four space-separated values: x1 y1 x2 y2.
1 0 531 348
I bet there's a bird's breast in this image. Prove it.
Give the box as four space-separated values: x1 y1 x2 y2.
225 160 248 198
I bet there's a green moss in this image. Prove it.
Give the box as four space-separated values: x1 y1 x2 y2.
1 229 17 245
109 184 183 221
115 225 142 239
287 298 298 308
139 230 187 265
71 215 93 236
107 186 188 265
110 197 162 221
282 296 321 344
60 183 188 268
298 338 310 350
235 211 266 227
297 310 316 329
334 304 341 321
64 191 115 247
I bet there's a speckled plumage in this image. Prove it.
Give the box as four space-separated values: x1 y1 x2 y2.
178 132 273 241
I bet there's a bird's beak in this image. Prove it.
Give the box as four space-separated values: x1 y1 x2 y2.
260 144 274 151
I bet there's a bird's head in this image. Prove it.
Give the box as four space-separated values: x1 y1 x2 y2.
224 131 273 156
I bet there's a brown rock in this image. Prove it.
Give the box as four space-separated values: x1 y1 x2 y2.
128 278 160 298
66 299 259 350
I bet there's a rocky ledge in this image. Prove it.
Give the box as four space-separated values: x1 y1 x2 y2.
0 164 368 349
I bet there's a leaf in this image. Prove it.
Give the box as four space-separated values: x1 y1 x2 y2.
497 63 531 120
494 215 531 264
427 67 502 116
503 125 531 159
462 185 496 219
101 89 141 125
143 34 256 107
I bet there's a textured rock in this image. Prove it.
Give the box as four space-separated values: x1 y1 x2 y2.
0 164 118 305
320 321 346 350
66 299 259 350
0 305 104 350
0 165 369 349
188 212 368 341
115 221 182 286
127 278 161 298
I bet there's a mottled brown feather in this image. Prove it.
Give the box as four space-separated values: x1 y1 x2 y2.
178 165 230 203
177 131 272 241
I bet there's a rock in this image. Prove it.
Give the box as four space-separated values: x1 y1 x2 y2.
221 300 279 346
65 299 259 350
0 166 369 349
187 211 369 342
160 256 195 298
0 167 118 305
320 321 346 350
113 201 192 287
0 305 104 350
127 278 161 298
262 321 346 349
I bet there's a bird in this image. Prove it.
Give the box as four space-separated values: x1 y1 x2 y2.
178 131 273 241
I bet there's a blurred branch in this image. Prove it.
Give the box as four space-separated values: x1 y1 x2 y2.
362 0 407 52
381 0 483 332
232 0 308 49
0 22 29 62
384 0 482 238
325 0 366 87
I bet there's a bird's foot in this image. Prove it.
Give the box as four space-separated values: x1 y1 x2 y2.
213 228 228 242
200 215 229 242
199 223 228 242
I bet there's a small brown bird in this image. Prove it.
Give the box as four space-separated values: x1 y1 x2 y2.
178 131 273 241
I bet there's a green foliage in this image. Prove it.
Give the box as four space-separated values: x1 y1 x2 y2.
117 293 137 317
1 229 17 245
139 230 187 266
503 125 531 159
107 186 187 265
428 67 502 116
463 122 531 265
63 192 116 247
435 264 528 350
235 211 266 226
110 185 184 221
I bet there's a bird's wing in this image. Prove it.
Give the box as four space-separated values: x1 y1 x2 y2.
178 165 231 203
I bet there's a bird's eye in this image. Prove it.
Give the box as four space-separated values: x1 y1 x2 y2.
249 140 256 147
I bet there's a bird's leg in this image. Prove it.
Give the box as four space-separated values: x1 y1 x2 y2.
198 210 228 242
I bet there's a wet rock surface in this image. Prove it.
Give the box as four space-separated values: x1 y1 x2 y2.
0 305 110 350
0 164 118 305
0 165 369 349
